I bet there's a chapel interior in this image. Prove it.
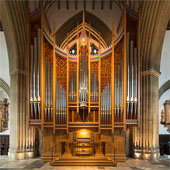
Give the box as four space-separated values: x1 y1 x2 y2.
0 0 170 167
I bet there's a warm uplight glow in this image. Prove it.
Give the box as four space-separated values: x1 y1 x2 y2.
135 153 141 159
38 96 41 101
30 96 33 102
80 129 88 136
144 153 150 159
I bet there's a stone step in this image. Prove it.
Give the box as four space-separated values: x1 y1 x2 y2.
50 157 117 166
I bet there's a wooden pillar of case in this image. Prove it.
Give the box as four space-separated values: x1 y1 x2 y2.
76 26 79 121
123 2 127 131
98 35 101 132
53 26 56 133
67 34 69 132
88 26 91 121
111 25 115 133
40 2 45 129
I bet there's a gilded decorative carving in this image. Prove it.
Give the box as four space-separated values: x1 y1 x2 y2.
161 100 170 132
0 99 9 132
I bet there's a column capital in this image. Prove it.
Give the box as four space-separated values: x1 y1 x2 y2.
10 69 26 76
141 69 161 78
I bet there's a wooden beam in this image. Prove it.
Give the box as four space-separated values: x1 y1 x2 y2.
67 33 69 133
88 24 91 121
123 1 127 131
76 25 79 120
53 23 56 133
41 0 45 129
111 24 115 134
98 34 101 133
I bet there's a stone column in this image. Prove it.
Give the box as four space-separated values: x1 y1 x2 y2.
133 69 160 160
8 70 34 159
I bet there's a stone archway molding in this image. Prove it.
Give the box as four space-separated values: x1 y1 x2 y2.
159 79 170 99
0 78 10 97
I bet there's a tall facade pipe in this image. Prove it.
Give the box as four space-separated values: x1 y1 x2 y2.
117 64 120 122
109 81 111 124
120 60 123 122
50 64 53 122
126 33 130 119
33 37 37 119
101 90 103 124
44 57 48 122
73 71 77 101
30 45 34 119
104 86 106 124
37 29 41 119
114 68 117 122
134 48 138 119
56 78 58 124
47 61 49 122
130 40 134 119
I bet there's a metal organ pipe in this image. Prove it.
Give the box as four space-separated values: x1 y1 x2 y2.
120 60 123 122
30 30 41 120
56 78 66 124
126 33 130 119
101 81 111 124
45 57 48 121
134 48 138 119
114 68 117 122
33 37 37 119
126 33 138 120
47 61 50 122
37 29 41 119
30 45 34 119
56 79 58 124
130 40 134 119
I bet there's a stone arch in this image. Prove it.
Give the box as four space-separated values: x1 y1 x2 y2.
159 80 170 99
0 1 28 159
0 78 10 97
140 0 170 72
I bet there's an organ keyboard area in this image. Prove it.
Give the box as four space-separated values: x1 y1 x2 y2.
28 6 140 132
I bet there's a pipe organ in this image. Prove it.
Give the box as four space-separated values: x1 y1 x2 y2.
27 4 140 164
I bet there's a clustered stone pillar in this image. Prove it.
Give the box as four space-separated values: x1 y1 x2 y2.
133 69 160 160
8 70 36 159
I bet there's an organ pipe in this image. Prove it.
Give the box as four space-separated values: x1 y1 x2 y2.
126 34 138 120
56 78 67 124
33 37 37 120
101 81 111 124
30 45 34 119
69 69 77 102
29 29 41 120
79 48 88 107
91 72 98 102
37 29 41 119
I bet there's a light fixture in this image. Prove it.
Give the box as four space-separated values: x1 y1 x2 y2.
94 49 97 54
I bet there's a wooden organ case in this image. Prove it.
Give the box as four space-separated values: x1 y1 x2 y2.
27 4 140 164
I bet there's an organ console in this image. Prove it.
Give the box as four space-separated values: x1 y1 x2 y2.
27 2 140 164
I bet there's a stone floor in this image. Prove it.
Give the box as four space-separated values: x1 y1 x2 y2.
0 156 169 170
